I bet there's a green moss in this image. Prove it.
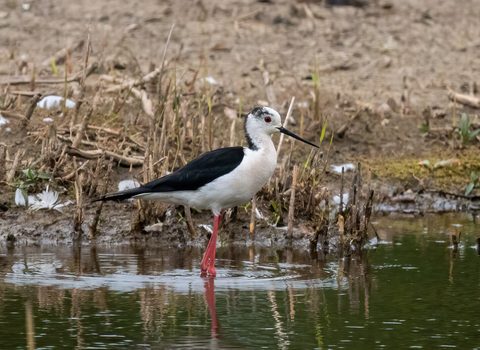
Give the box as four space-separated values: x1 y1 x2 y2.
363 146 480 190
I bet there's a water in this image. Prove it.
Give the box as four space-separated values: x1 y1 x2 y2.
1 214 480 349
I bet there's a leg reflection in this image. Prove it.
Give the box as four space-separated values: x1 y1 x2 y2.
204 277 220 339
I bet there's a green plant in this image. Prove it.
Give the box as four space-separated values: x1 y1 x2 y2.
465 171 479 196
9 168 51 191
419 123 429 133
459 113 480 145
9 168 50 205
270 200 282 225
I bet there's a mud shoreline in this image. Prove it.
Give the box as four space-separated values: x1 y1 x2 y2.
2 189 478 247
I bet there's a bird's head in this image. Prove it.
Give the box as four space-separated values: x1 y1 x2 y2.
246 107 318 148
247 106 283 135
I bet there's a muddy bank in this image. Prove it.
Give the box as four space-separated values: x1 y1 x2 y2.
376 192 480 214
1 185 479 247
0 203 314 248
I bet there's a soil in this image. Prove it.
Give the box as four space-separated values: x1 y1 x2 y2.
0 0 479 244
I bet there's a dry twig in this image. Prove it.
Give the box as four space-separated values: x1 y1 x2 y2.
448 89 480 108
184 206 197 238
0 62 98 85
250 197 256 235
287 165 298 238
66 147 143 166
6 149 24 182
276 96 295 156
89 158 113 237
22 94 41 126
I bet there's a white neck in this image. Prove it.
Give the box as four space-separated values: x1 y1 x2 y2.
245 123 274 152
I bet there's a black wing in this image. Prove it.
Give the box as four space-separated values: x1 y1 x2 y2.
144 147 245 192
95 147 245 202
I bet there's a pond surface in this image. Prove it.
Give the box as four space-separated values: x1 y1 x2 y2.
1 214 480 349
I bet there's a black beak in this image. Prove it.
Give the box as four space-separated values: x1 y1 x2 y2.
278 127 319 148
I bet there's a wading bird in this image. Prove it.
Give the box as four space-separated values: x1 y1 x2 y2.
96 107 318 277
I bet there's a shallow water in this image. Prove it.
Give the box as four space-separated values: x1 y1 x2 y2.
1 214 480 349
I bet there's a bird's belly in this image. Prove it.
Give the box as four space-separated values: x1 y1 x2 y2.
196 149 276 213
196 179 260 212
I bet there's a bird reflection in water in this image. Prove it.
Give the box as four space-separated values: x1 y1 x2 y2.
204 277 220 340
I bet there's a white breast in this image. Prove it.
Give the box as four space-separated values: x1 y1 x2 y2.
196 145 277 213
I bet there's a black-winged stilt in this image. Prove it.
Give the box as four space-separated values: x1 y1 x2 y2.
95 107 318 276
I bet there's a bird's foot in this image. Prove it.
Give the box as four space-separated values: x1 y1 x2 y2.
207 265 216 277
200 259 216 277
200 259 209 277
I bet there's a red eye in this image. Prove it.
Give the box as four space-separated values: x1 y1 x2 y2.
264 117 272 123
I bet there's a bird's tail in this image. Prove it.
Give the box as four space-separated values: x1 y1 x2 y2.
92 187 145 202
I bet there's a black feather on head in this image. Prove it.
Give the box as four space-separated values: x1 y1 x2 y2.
250 107 270 119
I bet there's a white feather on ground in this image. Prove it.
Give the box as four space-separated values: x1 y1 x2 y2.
28 186 70 212
37 96 76 109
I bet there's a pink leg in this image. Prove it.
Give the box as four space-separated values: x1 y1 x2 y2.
200 212 223 277
207 215 221 276
201 234 216 275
